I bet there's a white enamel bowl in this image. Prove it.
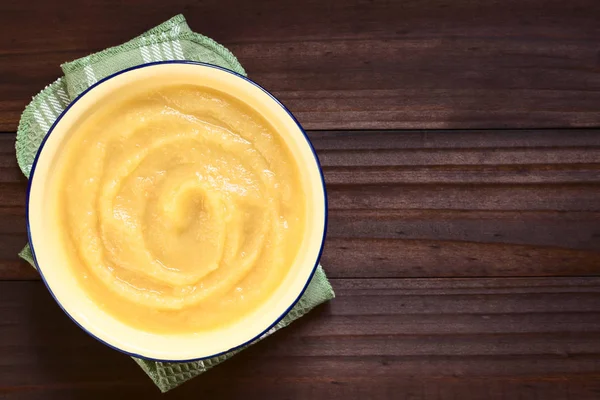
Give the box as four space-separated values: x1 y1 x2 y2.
26 61 327 361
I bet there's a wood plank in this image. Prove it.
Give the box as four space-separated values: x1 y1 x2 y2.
2 130 599 280
1 278 600 399
321 237 600 278
1 0 600 130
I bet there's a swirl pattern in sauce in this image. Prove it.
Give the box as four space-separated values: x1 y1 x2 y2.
56 85 305 333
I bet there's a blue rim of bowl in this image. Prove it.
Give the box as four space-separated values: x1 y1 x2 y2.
26 60 328 362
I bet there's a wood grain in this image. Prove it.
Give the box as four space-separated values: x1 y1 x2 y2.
1 0 600 131
2 278 600 399
2 130 599 280
2 1 600 398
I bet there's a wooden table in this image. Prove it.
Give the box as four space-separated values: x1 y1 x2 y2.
1 1 600 398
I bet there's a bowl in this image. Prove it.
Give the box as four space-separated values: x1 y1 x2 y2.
26 61 327 361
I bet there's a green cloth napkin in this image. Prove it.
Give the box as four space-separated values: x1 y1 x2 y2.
15 15 334 393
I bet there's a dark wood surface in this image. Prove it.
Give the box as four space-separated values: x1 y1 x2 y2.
1 1 600 399
2 0 600 130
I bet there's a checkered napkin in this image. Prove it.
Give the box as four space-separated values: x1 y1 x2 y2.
15 15 334 392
